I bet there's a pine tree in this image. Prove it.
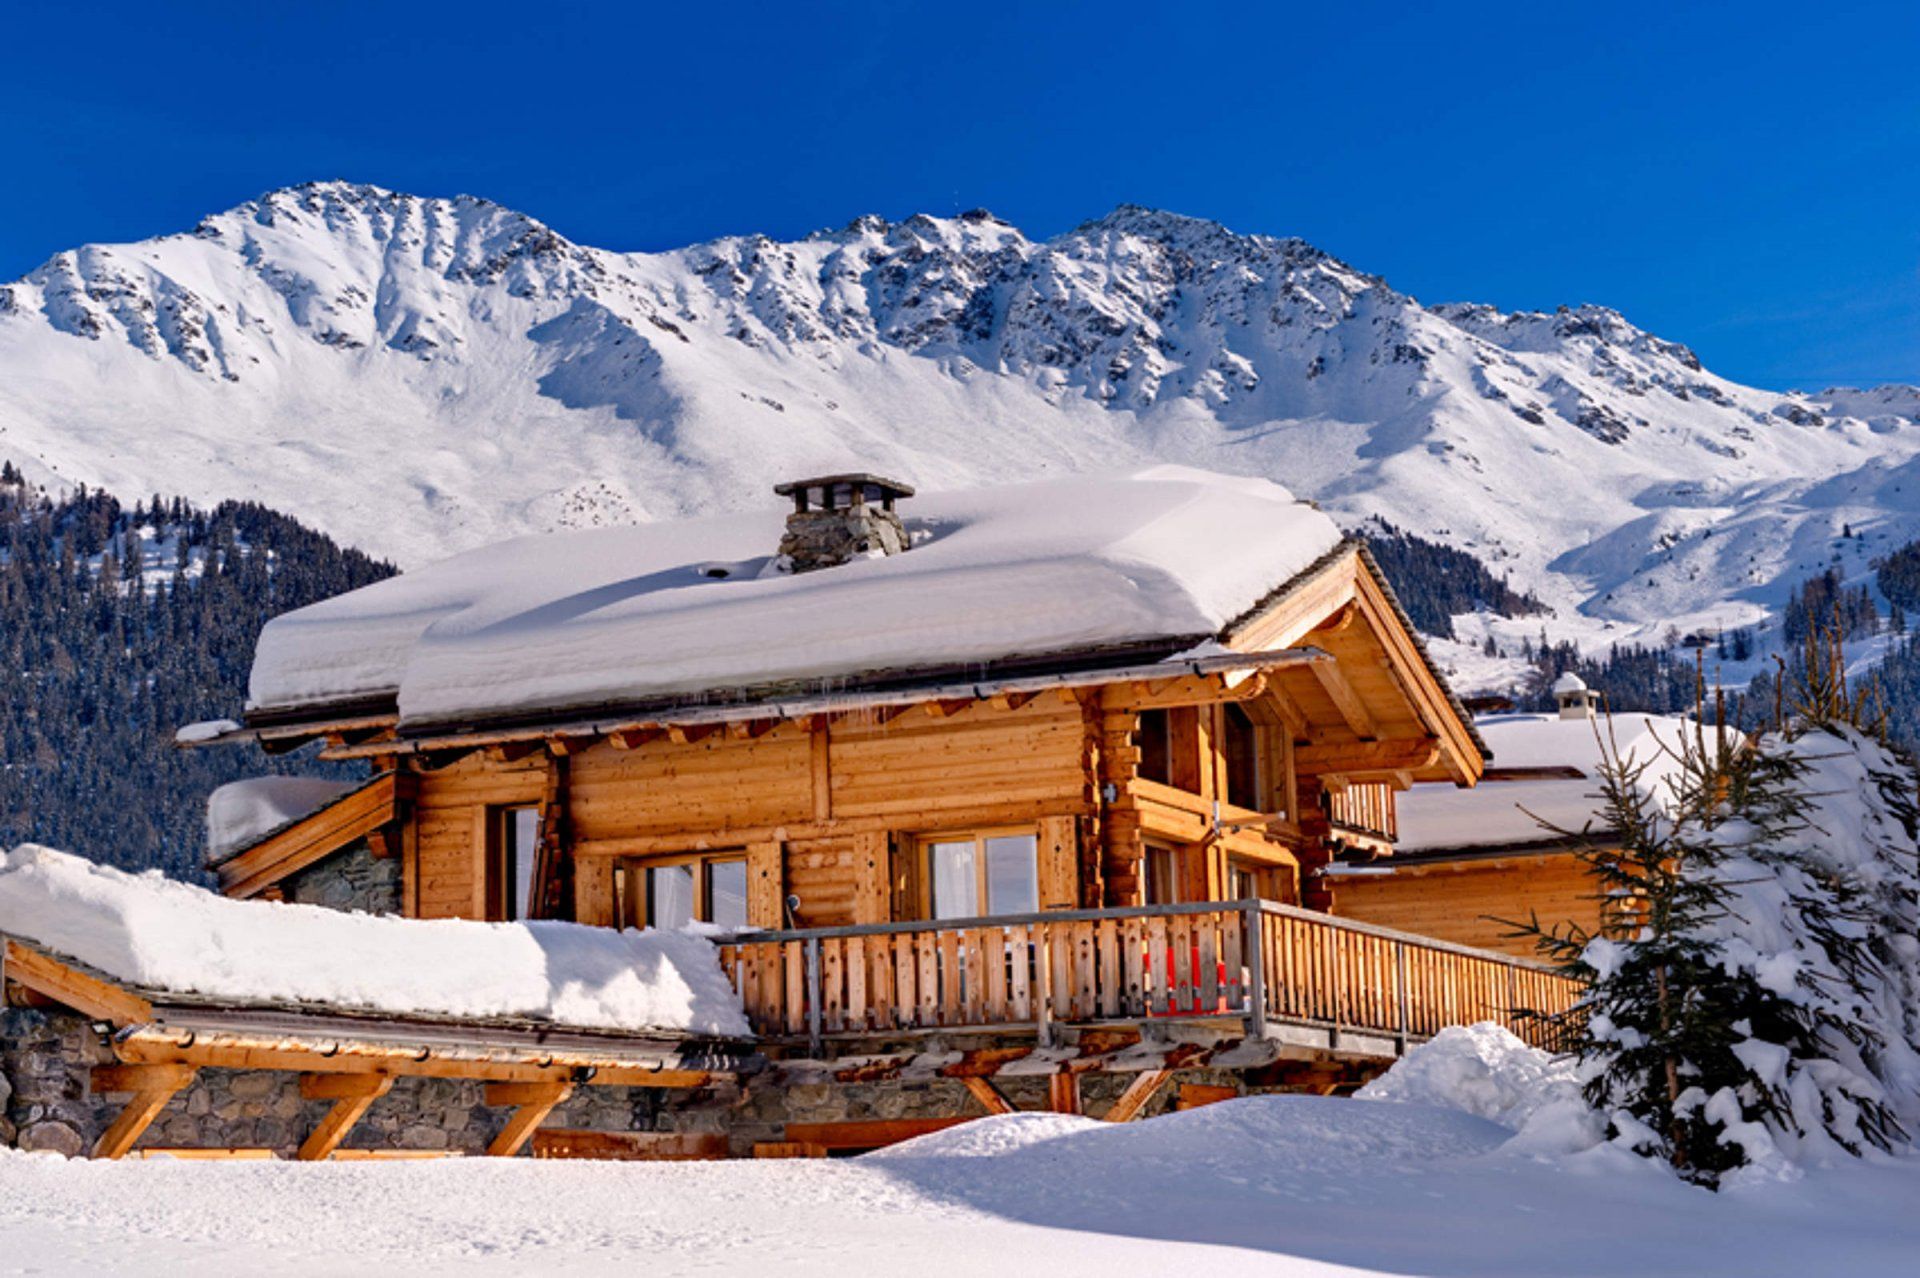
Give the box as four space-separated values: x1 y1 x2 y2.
1520 634 1920 1183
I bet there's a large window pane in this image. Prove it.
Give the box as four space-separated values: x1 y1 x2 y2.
647 863 697 930
929 840 978 919
506 807 540 920
708 860 749 930
1223 704 1261 810
1145 845 1181 905
983 835 1038 914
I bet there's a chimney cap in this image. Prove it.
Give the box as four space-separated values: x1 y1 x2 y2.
774 472 915 499
775 473 916 513
1550 672 1589 696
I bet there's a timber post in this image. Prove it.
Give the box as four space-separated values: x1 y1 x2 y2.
1243 899 1268 1041
1394 944 1410 1052
804 936 824 1057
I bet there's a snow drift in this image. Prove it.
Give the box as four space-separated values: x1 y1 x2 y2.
0 845 749 1037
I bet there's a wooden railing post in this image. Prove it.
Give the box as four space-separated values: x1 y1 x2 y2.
1244 900 1268 1040
1393 943 1409 1051
805 936 824 1057
1035 925 1055 1047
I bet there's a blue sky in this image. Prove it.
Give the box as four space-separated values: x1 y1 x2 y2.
1 0 1914 389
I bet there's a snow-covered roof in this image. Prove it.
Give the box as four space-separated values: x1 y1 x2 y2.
0 845 750 1038
1550 672 1589 696
206 776 356 860
1394 712 1698 854
247 466 1344 728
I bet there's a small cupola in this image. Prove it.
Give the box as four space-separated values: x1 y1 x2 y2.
773 473 915 573
1551 671 1600 720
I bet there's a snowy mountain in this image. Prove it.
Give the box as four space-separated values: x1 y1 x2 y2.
3 180 1916 657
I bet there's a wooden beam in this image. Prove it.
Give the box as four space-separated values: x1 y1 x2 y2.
960 1075 1016 1116
217 772 405 898
3 940 153 1024
1295 737 1439 774
484 1080 575 1157
753 1141 829 1159
89 1064 197 1160
810 719 833 821
486 740 544 764
1104 672 1276 712
530 1130 728 1161
1046 1072 1082 1115
1102 1068 1172 1122
609 727 662 750
783 1116 972 1152
297 1073 394 1161
113 1032 719 1090
1308 660 1378 742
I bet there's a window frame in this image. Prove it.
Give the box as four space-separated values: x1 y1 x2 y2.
486 803 542 922
617 850 749 930
916 826 1041 920
1220 702 1265 812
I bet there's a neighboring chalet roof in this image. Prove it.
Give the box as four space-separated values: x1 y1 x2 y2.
206 775 357 861
245 466 1345 730
0 844 751 1039
1394 712 1698 857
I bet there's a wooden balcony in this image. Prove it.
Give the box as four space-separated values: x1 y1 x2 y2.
715 901 1579 1062
1327 779 1397 843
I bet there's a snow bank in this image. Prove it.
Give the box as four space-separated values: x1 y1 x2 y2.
1358 1023 1605 1156
866 1112 1100 1159
206 776 356 859
0 845 749 1037
1396 712 1697 852
248 466 1343 725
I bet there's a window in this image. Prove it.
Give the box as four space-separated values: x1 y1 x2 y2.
1229 860 1262 903
1144 843 1182 905
924 830 1039 919
619 852 749 930
490 805 541 921
1137 709 1173 785
1222 703 1263 811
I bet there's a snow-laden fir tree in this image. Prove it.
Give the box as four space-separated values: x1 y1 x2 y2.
1520 642 1920 1185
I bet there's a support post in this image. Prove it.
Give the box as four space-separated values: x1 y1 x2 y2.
1103 1068 1173 1123
485 1080 576 1157
805 936 824 1057
1244 900 1268 1041
960 1075 1016 1116
90 1064 198 1160
1394 944 1410 1051
298 1073 395 1161
1046 1071 1082 1115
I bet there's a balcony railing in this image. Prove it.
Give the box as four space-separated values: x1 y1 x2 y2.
714 900 1580 1056
1327 780 1397 842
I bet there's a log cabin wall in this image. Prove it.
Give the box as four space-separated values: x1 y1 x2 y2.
1329 850 1600 959
397 682 1326 931
403 692 1102 930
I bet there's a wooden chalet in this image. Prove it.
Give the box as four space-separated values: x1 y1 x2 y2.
176 467 1580 1127
1335 679 1688 958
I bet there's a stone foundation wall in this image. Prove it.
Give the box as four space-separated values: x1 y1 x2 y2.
0 1007 684 1158
279 840 402 915
5 1005 1346 1160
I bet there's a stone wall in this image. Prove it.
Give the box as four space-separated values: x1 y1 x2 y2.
0 1006 694 1158
4 1004 1336 1160
279 840 402 915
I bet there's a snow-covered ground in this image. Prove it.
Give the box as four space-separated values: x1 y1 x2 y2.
1 1102 1912 1277
4 1049 1916 1275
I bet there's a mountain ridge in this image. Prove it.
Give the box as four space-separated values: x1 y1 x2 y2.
2 179 1916 662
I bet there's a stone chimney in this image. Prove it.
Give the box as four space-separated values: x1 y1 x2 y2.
774 473 915 573
1552 671 1600 720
